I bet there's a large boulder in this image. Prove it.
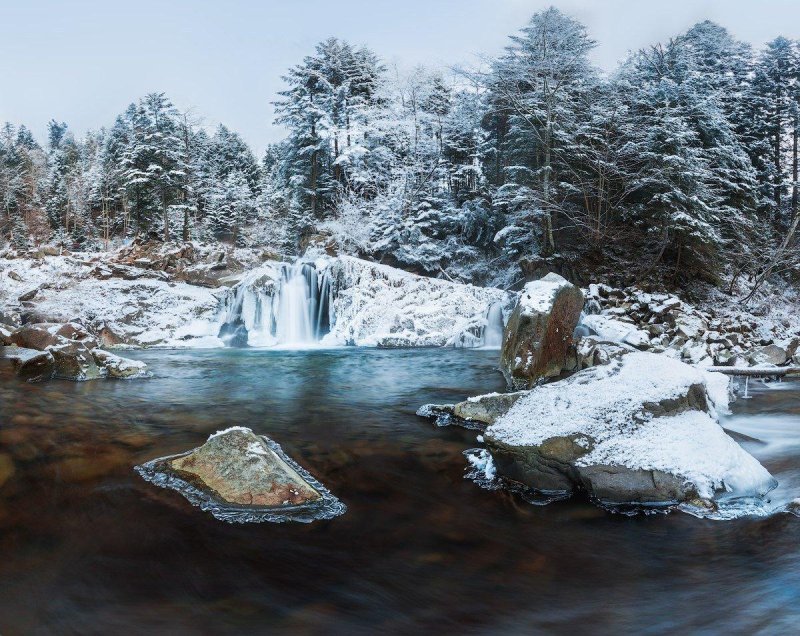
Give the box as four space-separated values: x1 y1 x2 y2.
91 349 148 379
136 427 345 523
9 325 59 350
484 352 776 511
49 341 101 381
573 336 630 370
3 324 146 382
501 273 584 389
2 346 55 382
749 344 788 366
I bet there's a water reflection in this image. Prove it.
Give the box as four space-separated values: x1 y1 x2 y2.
0 349 798 633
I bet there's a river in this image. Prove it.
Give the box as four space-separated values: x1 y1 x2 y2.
0 348 798 634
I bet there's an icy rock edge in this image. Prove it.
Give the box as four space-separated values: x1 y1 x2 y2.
135 433 346 524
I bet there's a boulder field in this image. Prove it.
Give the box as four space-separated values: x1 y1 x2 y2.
420 270 781 517
1 323 147 382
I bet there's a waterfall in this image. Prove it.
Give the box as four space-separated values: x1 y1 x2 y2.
274 264 318 345
482 302 504 348
218 262 333 347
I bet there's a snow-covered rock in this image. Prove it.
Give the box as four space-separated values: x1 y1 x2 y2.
484 352 776 513
417 390 530 429
583 314 649 348
91 349 149 379
500 273 584 389
0 254 226 348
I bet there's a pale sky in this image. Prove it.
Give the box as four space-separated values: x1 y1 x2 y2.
3 0 800 155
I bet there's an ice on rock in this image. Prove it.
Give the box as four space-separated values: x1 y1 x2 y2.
321 256 512 348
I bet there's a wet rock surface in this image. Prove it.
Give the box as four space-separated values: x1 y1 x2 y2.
418 390 529 430
136 426 345 523
501 273 584 389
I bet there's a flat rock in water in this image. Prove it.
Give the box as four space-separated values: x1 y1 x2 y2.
136 427 345 523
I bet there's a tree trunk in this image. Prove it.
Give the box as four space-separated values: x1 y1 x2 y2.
182 209 190 242
541 115 555 255
775 83 783 212
793 113 798 214
162 190 169 242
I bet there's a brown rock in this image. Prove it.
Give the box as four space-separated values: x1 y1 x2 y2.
49 341 101 381
55 322 98 348
500 273 585 389
167 428 321 507
3 346 55 382
9 326 59 350
0 453 15 488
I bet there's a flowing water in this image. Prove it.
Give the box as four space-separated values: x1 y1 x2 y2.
0 349 798 634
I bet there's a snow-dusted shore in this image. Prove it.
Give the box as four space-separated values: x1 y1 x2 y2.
0 253 226 348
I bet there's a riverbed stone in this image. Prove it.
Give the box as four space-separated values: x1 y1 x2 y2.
0 453 16 488
167 427 322 507
501 273 584 389
452 391 530 425
9 326 59 351
91 349 147 379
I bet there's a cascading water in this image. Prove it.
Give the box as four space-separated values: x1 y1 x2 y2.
274 264 318 345
218 262 333 348
482 302 504 348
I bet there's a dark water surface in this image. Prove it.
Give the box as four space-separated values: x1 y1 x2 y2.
0 348 798 635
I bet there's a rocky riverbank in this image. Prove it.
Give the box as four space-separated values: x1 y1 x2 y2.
419 272 790 518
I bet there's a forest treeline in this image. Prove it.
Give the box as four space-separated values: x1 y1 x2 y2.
2 8 800 292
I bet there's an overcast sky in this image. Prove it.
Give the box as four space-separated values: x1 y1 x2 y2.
3 0 800 154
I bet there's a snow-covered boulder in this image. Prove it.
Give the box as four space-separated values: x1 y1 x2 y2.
2 346 55 382
322 257 511 348
582 315 650 349
91 349 148 379
2 322 148 382
484 352 776 512
500 273 584 389
748 344 788 366
573 336 630 370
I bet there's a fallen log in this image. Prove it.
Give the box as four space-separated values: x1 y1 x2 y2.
706 366 800 377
